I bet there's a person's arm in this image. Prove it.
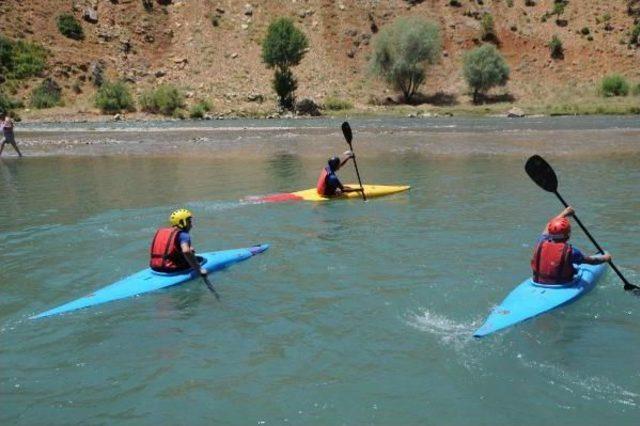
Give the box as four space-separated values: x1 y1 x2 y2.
180 241 207 275
582 253 612 265
339 150 353 168
341 186 363 193
542 206 574 233
337 151 364 192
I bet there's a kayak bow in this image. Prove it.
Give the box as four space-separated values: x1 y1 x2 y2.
474 263 607 337
31 244 269 319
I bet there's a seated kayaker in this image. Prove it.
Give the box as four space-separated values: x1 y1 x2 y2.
149 208 207 276
531 206 611 284
316 151 364 197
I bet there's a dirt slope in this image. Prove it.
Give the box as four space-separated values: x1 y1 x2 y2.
1 0 639 117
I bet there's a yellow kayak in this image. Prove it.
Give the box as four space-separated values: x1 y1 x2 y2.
257 185 410 202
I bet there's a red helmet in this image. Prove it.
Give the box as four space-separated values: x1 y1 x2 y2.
547 217 571 239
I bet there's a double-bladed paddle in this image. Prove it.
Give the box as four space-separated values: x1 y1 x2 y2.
341 121 367 201
202 275 221 300
525 154 639 292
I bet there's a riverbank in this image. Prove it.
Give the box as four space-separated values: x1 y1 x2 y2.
11 94 640 124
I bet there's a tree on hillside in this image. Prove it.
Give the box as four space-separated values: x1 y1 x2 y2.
463 44 510 104
370 17 441 103
261 18 309 111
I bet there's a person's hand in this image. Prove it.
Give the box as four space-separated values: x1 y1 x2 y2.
601 253 612 262
563 206 575 217
343 150 354 158
199 267 208 276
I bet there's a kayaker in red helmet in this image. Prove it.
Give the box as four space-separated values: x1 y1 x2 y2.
316 151 364 197
531 206 611 284
149 208 207 276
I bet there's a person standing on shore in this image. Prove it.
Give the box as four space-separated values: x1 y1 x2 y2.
0 111 23 157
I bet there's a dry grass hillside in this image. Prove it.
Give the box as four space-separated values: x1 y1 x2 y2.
1 0 639 119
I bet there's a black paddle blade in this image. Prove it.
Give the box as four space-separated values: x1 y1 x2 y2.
341 121 353 144
525 155 558 193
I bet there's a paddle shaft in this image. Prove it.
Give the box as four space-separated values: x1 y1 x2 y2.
553 191 638 291
347 141 367 201
202 275 221 300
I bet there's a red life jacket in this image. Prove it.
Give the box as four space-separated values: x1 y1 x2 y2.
149 227 190 272
316 167 329 196
531 240 575 284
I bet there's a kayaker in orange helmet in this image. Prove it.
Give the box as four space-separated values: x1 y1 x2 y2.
316 151 364 197
531 206 612 284
149 209 207 276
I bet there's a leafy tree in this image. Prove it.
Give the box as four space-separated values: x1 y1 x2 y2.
95 81 135 113
261 18 309 110
463 44 510 104
371 17 441 103
57 13 84 40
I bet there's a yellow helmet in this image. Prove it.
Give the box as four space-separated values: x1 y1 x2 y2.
169 208 193 229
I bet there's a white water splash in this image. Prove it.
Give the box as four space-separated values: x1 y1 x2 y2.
406 309 478 348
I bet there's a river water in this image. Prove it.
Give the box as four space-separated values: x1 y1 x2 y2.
1 117 639 425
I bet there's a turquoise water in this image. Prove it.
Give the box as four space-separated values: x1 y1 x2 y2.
1 118 640 425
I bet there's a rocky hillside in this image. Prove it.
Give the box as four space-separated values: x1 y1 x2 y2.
1 0 639 118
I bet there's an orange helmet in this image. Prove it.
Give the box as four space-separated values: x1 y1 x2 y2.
548 217 571 240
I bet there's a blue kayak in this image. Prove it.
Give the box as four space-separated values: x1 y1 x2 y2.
31 244 269 319
474 263 607 337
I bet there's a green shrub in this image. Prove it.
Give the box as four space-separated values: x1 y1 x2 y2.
463 44 510 104
0 91 22 114
581 27 590 35
553 2 565 16
481 13 497 42
261 17 309 110
599 74 630 97
139 84 184 115
323 96 353 111
507 0 514 7
95 81 135 113
370 17 441 103
630 23 640 46
0 36 47 79
57 13 84 40
189 100 212 118
548 35 564 59
30 78 62 108
449 0 462 6
631 82 640 96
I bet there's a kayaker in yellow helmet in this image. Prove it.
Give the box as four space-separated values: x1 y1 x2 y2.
531 206 612 284
316 151 364 197
149 209 207 276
